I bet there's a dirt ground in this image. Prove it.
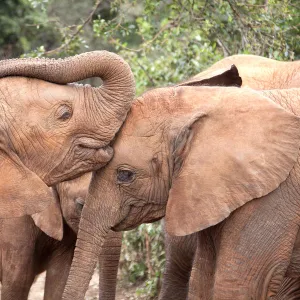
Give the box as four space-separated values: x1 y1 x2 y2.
27 270 142 300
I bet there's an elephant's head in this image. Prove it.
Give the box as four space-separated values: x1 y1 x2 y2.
0 51 135 239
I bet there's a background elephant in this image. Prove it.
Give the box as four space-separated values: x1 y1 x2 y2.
187 54 300 89
0 50 135 240
0 172 122 300
62 69 300 299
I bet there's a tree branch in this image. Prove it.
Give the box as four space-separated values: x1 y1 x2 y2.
44 0 103 56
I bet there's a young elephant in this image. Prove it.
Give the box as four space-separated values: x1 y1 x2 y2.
159 55 300 300
63 71 300 298
0 172 122 300
0 51 134 239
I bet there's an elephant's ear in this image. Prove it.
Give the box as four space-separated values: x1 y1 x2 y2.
178 65 242 87
165 87 300 236
31 188 63 241
0 152 62 239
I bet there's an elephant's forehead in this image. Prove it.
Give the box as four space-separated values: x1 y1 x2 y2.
1 77 77 108
56 172 92 196
120 95 170 137
113 131 160 167
28 79 77 106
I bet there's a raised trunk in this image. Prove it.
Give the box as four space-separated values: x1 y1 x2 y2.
0 51 135 118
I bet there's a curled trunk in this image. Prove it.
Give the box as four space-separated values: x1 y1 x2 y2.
0 51 135 119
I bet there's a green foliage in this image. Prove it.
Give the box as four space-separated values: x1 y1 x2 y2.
0 0 61 58
92 0 300 95
120 222 165 298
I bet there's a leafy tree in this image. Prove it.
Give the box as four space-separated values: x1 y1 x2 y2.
0 0 61 58
92 0 300 94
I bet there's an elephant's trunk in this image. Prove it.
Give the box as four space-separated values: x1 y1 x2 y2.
62 178 120 300
62 204 111 299
0 51 135 119
98 231 123 299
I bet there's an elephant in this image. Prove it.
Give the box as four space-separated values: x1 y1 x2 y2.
159 55 300 299
0 50 135 240
61 65 300 299
188 54 300 89
0 172 122 300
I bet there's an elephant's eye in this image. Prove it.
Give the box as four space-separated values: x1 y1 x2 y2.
75 197 84 212
117 169 135 184
57 105 72 121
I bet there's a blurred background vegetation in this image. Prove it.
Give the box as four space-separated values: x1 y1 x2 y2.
1 0 299 298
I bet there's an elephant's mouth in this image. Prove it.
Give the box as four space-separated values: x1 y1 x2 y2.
44 144 113 185
77 136 109 149
112 204 166 231
78 144 113 163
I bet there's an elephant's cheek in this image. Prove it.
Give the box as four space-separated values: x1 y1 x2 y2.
113 204 166 231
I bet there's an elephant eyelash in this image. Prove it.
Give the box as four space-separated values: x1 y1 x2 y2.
56 104 73 121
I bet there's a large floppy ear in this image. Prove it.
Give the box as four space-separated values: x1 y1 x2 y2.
178 65 242 87
165 87 300 236
0 152 62 239
31 187 63 241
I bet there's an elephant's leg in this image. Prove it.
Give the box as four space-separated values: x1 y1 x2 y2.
98 230 123 300
1 217 36 300
1 250 35 300
284 226 300 278
44 238 75 300
270 227 300 299
188 229 217 300
211 187 300 300
159 230 197 300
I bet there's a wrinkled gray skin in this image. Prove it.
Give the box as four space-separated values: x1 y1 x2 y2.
63 64 300 299
0 173 122 300
0 51 135 240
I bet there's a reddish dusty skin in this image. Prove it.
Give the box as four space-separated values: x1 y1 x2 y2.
0 50 134 300
0 51 135 238
173 55 300 300
159 55 300 300
63 60 300 300
0 173 122 300
190 54 300 89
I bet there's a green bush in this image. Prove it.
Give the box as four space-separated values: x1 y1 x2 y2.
120 222 165 298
